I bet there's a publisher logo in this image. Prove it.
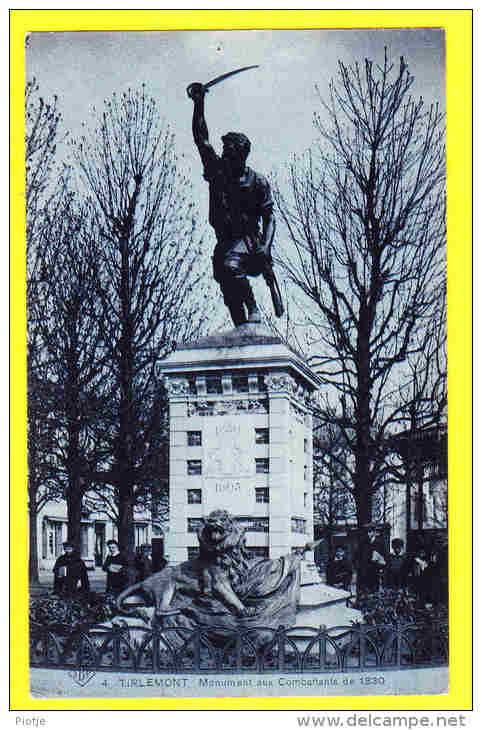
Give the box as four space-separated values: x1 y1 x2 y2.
68 668 96 687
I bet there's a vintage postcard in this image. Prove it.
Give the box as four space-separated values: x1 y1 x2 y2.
10 10 472 711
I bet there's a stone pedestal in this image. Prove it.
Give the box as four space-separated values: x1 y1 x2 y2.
160 323 321 570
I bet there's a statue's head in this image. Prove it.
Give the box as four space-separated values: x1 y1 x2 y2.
222 132 251 167
202 509 236 545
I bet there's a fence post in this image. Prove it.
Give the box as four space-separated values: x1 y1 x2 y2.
112 627 122 667
319 625 327 671
359 625 366 669
235 630 242 670
277 626 285 672
396 622 403 667
194 627 201 670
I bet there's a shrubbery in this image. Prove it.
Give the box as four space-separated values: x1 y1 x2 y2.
351 588 449 626
29 593 118 631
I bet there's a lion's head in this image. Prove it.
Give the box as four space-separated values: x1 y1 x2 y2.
197 509 246 557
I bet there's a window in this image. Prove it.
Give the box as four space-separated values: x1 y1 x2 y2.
291 518 307 534
187 459 202 475
206 376 222 394
187 489 202 504
255 428 269 444
255 487 270 504
54 521 63 557
232 375 249 393
304 492 308 508
247 546 269 560
304 465 308 480
80 524 89 558
304 438 308 453
187 518 204 533
255 458 269 474
42 520 48 559
187 431 202 446
237 517 269 533
187 547 200 559
135 523 148 548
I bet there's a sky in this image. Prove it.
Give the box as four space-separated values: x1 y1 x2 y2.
26 28 446 330
26 28 445 185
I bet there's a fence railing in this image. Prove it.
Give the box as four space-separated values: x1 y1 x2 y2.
30 620 448 674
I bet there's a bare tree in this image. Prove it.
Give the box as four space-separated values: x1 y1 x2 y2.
84 379 170 538
30 191 109 554
26 78 64 582
274 51 446 526
312 423 357 530
25 77 61 239
74 86 210 579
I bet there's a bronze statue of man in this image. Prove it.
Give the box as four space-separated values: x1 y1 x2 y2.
187 81 278 327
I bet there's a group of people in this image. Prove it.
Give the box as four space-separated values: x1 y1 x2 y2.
52 527 447 608
325 524 448 606
52 540 167 599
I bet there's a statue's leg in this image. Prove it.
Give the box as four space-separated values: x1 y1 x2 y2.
211 568 248 615
220 256 248 326
237 277 261 323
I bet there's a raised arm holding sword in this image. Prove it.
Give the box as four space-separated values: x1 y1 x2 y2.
187 66 284 327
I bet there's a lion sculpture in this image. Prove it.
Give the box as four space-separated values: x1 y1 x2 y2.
116 509 318 633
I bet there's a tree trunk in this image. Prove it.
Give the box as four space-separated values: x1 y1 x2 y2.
65 355 84 553
28 498 40 585
67 485 83 552
355 488 372 528
118 493 137 584
355 294 374 528
116 234 137 585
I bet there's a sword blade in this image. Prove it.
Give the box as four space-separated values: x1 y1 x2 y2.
204 65 259 90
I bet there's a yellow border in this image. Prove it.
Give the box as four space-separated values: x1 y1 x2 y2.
11 9 472 711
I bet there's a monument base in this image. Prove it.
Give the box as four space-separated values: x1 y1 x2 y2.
296 584 362 629
299 559 323 586
298 583 351 608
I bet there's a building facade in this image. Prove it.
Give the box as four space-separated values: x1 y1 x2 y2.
36 499 155 571
160 326 321 564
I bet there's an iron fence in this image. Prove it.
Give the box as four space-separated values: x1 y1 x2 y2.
30 620 448 674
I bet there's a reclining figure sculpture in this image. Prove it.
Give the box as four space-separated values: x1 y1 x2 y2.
116 509 319 633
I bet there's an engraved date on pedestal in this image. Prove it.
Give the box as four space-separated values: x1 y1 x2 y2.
215 480 241 494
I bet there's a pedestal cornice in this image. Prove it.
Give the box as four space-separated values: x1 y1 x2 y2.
159 323 321 393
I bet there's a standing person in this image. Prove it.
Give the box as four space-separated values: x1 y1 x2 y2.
356 524 386 595
423 540 448 606
407 547 429 603
187 81 282 327
103 540 128 595
135 544 153 581
326 546 353 591
386 538 409 590
52 541 90 598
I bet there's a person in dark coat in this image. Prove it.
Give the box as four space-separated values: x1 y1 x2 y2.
406 548 429 603
135 544 153 581
103 540 128 595
326 546 353 591
53 541 90 597
385 538 409 590
423 541 449 605
357 524 386 594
